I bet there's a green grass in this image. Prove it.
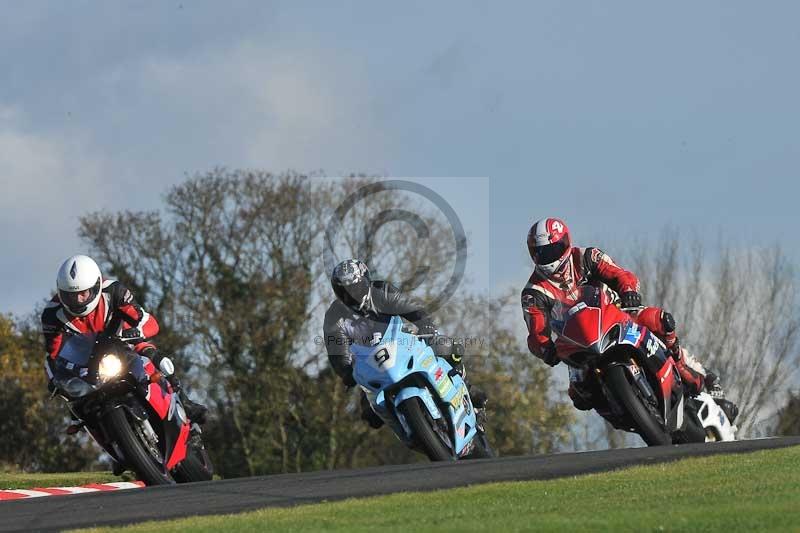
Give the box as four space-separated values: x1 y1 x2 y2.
1 471 122 490
77 446 800 532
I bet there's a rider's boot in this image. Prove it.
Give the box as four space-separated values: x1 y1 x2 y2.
181 393 209 426
567 367 603 411
440 341 489 410
176 391 208 425
359 391 384 429
469 385 488 410
704 371 724 398
167 374 208 425
111 458 126 476
65 412 83 435
567 382 596 411
703 372 740 423
446 361 489 410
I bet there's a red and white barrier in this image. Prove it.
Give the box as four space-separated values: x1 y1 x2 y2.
0 481 144 501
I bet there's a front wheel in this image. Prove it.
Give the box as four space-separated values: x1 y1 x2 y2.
398 398 454 462
104 407 174 486
173 434 214 483
466 428 494 459
606 365 671 446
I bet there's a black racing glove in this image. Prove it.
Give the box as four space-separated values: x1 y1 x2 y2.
541 342 560 367
451 341 464 364
141 347 176 380
620 291 642 309
119 327 144 343
418 324 438 337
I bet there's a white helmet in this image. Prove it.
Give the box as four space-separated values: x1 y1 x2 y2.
56 255 103 317
527 217 572 279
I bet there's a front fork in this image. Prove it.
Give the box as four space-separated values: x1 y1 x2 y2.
597 360 662 422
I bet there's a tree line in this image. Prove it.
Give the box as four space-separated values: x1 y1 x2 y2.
1 170 797 474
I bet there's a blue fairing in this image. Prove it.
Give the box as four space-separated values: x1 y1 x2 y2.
351 316 478 457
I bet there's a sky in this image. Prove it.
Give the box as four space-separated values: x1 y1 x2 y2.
1 1 799 317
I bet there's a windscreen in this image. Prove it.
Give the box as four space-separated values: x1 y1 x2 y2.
56 334 95 367
576 285 602 307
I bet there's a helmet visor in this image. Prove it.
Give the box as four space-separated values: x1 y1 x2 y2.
336 280 370 308
533 240 569 266
59 278 101 315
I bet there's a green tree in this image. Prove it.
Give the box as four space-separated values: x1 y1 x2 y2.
776 391 800 435
0 314 98 472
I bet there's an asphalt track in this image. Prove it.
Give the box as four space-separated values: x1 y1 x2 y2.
2 437 799 532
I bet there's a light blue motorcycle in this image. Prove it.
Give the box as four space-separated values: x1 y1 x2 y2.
351 316 492 461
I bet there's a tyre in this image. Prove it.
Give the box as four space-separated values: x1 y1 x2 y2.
673 406 706 444
606 365 671 446
104 407 174 486
467 429 494 459
398 397 454 461
173 436 214 483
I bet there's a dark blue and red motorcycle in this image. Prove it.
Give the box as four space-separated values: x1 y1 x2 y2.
50 333 213 485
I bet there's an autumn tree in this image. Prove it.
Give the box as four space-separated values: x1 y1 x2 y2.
776 391 800 436
79 170 571 476
0 314 97 472
630 234 800 435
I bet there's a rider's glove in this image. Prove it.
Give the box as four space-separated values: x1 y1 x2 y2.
119 327 144 343
141 347 175 377
541 342 560 367
418 324 438 337
157 356 175 377
451 341 464 363
620 291 642 310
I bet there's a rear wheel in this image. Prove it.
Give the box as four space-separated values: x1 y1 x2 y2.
673 404 707 444
606 365 671 446
398 398 454 462
104 407 173 486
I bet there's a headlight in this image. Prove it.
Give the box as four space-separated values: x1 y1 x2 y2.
98 354 123 381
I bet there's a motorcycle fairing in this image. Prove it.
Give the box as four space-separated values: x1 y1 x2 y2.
140 360 191 472
555 295 632 358
655 357 684 431
352 316 479 456
693 392 737 441
553 286 688 438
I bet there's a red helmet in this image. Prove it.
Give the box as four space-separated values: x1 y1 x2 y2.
527 218 572 279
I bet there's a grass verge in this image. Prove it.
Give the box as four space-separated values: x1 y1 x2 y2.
1 471 121 490
77 446 800 532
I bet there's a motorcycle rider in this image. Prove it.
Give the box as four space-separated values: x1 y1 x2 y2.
323 259 486 430
520 218 738 421
42 254 208 424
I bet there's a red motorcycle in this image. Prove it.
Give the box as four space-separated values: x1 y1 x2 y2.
50 333 213 485
551 285 705 445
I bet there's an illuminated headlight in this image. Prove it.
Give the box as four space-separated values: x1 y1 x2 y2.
98 354 123 381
